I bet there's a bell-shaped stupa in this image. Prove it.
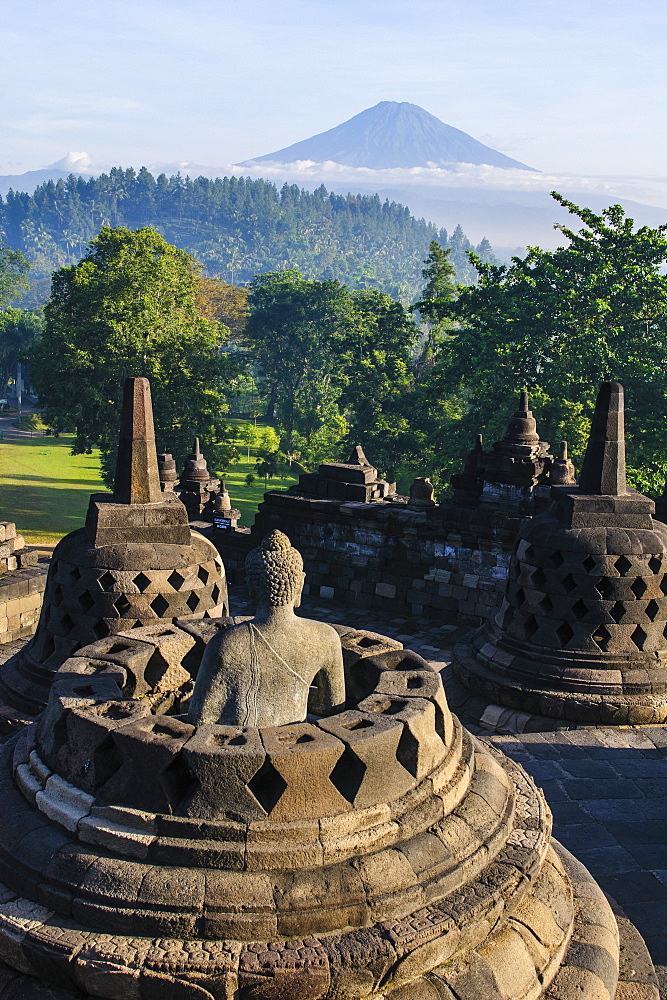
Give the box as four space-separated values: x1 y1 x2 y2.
0 532 633 999
450 381 667 729
0 377 228 734
451 391 554 514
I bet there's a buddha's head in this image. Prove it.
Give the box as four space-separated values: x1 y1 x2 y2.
245 530 305 608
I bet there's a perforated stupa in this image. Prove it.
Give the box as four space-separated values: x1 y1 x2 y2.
0 377 228 733
450 381 667 729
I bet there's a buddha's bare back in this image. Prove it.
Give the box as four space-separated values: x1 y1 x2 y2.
189 616 344 727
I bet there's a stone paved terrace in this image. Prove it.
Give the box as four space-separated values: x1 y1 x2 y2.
227 584 667 998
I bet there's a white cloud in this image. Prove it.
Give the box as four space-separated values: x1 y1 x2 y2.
157 158 667 212
49 151 99 175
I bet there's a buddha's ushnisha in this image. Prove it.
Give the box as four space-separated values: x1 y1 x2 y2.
189 530 346 727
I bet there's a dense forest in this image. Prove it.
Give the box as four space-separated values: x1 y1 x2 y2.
0 168 496 306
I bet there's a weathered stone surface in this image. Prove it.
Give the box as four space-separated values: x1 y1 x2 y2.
0 377 229 731
189 531 345 728
451 381 667 729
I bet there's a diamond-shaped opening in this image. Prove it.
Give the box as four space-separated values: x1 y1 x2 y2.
595 578 615 599
523 614 538 639
646 599 660 622
661 577 667 597
649 556 662 575
515 587 526 608
98 571 115 592
609 601 625 624
198 566 210 586
69 566 82 582
92 619 109 639
523 544 535 560
631 625 648 651
329 746 367 804
615 555 632 576
150 594 170 617
247 757 288 814
549 551 565 568
571 600 588 621
131 620 143 629
539 595 554 614
161 756 195 814
531 567 546 589
592 624 612 652
582 555 596 573
562 574 577 594
510 561 521 581
133 572 151 594
60 613 75 635
113 594 133 618
91 735 123 789
211 584 221 605
52 584 63 606
556 622 574 647
167 571 186 592
186 592 200 613
78 591 94 613
396 725 420 778
631 578 648 599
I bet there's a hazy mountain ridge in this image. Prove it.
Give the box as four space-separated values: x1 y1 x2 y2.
241 101 537 171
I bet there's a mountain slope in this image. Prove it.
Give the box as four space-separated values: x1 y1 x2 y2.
241 101 537 171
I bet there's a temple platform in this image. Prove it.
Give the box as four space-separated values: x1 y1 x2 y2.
217 584 667 998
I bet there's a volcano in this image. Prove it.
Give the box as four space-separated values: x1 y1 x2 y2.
240 101 537 171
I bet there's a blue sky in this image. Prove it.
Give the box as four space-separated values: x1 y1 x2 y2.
2 0 666 190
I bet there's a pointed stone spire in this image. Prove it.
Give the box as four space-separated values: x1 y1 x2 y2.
113 377 162 505
346 444 371 466
578 382 627 496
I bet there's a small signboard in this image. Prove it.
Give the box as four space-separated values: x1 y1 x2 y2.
213 515 232 530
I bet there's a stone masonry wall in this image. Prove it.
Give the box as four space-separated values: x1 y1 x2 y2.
0 522 49 644
214 494 523 626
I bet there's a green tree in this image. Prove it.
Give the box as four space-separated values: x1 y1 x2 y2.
238 422 261 459
245 269 351 453
421 193 667 489
0 307 43 395
339 289 421 479
0 247 30 307
28 226 240 484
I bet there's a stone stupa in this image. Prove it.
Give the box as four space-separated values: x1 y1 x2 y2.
451 391 556 514
450 381 667 730
0 530 641 998
0 377 228 734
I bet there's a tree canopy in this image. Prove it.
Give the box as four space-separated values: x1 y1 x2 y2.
417 193 667 491
0 170 497 306
28 226 239 485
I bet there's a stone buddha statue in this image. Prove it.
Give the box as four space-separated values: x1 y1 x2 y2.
188 530 346 727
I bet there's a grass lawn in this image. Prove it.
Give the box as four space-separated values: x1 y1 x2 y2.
223 418 298 528
0 418 297 543
0 435 105 543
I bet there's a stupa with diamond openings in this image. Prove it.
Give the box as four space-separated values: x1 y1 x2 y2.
449 381 667 730
0 377 228 734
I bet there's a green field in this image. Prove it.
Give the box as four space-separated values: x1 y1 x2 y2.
0 419 297 543
224 418 299 526
0 434 105 543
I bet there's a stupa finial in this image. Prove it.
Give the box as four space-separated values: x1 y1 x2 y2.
113 377 162 505
578 381 627 496
500 390 539 446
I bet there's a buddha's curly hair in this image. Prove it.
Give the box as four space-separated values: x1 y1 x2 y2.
245 530 303 606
